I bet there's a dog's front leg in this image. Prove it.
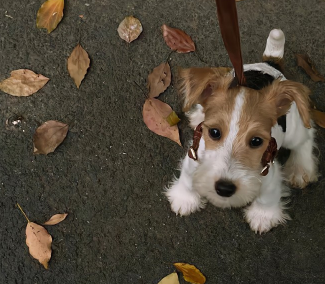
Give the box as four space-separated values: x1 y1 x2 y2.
165 153 205 216
244 161 290 234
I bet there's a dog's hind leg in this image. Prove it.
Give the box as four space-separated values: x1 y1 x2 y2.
244 161 290 234
283 129 318 188
165 154 206 216
263 29 285 71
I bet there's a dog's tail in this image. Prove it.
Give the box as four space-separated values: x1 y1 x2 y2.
262 29 285 72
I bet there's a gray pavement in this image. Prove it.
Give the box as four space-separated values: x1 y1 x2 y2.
0 0 325 283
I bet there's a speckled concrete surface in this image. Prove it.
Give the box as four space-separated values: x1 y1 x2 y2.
0 0 325 283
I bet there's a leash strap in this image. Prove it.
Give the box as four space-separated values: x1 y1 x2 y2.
215 0 246 86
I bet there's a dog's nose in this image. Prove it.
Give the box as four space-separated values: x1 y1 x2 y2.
215 180 236 197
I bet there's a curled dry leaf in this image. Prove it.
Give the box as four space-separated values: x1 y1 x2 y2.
174 263 206 284
158 272 180 284
162 24 195 53
43 213 68 225
36 0 64 33
67 44 90 88
117 16 143 43
17 204 52 269
0 69 49 97
143 98 181 146
166 111 181 126
147 62 171 98
295 54 325 82
33 120 69 155
311 109 325 128
26 222 52 269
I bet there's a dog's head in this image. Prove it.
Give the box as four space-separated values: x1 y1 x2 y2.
179 67 311 208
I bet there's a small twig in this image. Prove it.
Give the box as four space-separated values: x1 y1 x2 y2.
133 81 148 99
17 203 30 223
164 50 175 63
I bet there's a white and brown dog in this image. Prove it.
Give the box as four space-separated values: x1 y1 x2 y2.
165 29 318 233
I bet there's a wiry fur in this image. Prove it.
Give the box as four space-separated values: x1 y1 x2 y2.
165 29 318 234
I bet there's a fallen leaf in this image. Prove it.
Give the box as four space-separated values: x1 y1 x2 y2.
43 213 68 225
117 16 143 43
36 0 64 33
158 272 180 284
0 69 49 97
143 98 181 146
26 222 52 269
295 54 325 82
17 204 52 269
166 111 181 126
67 44 90 88
33 120 69 155
174 263 206 284
147 62 171 98
311 109 325 128
162 24 195 53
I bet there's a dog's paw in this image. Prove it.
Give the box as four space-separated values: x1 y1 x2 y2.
165 181 205 216
284 162 318 189
244 202 290 234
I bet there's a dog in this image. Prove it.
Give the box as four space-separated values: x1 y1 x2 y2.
165 29 318 234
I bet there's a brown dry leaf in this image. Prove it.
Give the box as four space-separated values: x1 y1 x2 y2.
311 109 325 128
166 111 181 126
162 24 195 53
33 120 69 155
295 54 325 82
43 213 68 225
67 44 90 88
174 263 206 284
26 222 52 269
0 69 49 97
143 98 181 146
17 204 52 269
36 0 64 33
117 16 143 43
147 62 171 98
158 272 180 284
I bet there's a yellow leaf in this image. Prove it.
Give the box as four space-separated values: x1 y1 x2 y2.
158 272 180 284
26 222 52 269
67 44 90 88
43 213 68 225
0 69 49 97
33 120 69 155
166 111 181 126
36 0 64 33
174 263 206 284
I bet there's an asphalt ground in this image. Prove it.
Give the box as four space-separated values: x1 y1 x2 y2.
0 0 325 283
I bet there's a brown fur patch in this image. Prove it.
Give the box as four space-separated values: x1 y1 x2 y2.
178 67 232 112
262 55 285 72
263 79 311 128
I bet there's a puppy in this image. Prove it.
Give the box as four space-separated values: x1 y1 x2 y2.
165 29 318 233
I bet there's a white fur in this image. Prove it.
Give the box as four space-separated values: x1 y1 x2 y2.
263 29 285 59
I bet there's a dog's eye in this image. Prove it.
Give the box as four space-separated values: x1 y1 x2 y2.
209 128 221 140
250 137 263 148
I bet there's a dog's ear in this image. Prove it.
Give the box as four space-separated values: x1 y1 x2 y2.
265 79 311 128
178 67 232 112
